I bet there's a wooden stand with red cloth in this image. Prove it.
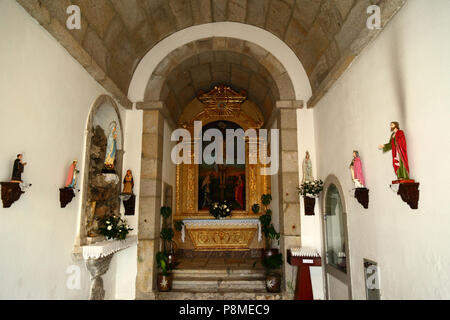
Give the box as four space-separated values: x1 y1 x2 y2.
287 248 322 300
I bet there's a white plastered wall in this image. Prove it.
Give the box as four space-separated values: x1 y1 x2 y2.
314 0 450 299
0 0 131 299
297 108 324 299
112 107 143 300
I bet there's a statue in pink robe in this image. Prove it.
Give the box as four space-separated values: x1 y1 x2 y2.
65 160 79 188
349 151 365 188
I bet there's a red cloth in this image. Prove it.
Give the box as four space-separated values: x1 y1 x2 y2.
391 130 409 174
235 179 244 209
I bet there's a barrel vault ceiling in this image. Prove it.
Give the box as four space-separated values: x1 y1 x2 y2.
17 0 405 109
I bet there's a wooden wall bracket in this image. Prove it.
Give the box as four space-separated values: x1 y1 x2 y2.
303 196 316 216
1 182 25 208
122 194 135 215
59 187 77 208
397 182 420 209
354 188 369 209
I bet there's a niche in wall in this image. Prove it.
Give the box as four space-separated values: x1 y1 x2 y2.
79 95 124 244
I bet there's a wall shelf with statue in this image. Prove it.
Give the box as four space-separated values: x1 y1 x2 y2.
120 169 135 216
379 121 419 209
1 154 31 208
298 151 323 215
59 160 80 208
349 150 369 209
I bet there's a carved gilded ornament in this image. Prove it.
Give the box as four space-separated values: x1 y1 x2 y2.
187 227 257 251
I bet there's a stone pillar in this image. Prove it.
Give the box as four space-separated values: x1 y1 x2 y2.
85 255 113 300
276 100 303 294
135 102 167 299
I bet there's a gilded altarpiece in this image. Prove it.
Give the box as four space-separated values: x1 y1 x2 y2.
174 86 271 251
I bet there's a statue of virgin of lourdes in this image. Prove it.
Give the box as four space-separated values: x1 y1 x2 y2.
302 151 314 183
104 121 117 172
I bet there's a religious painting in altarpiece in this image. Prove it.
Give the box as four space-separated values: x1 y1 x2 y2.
174 85 270 220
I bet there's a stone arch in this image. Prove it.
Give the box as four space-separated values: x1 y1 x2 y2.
143 38 294 121
128 22 312 103
322 174 347 213
321 174 352 299
75 94 125 251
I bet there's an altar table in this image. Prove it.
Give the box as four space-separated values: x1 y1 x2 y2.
181 219 262 251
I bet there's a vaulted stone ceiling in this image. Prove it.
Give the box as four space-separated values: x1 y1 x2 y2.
18 0 405 109
150 50 280 121
144 37 297 122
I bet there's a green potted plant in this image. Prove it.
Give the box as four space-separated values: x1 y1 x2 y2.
262 252 283 293
256 194 281 259
297 179 324 215
156 251 178 292
160 206 176 267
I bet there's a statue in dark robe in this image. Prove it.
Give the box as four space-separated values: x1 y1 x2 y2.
11 154 27 182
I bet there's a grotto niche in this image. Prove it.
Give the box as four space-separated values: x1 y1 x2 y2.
77 95 124 247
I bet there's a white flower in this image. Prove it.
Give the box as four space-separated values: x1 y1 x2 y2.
160 278 168 288
227 209 230 212
106 221 110 224
266 279 275 289
107 226 112 230
224 205 227 209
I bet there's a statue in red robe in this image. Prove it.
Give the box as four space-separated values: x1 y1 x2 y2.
234 175 244 209
379 122 410 180
349 151 365 188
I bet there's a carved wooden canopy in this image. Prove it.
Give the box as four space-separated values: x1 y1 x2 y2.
180 85 263 130
198 85 247 116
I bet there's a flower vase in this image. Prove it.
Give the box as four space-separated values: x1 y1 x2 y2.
304 196 316 216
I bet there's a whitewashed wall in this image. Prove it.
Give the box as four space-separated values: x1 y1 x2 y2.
313 0 450 299
0 0 131 299
112 108 143 300
297 108 324 299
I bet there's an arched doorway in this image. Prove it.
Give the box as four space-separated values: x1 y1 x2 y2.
135 37 304 299
321 175 352 300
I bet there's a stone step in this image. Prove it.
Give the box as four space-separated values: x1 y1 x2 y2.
155 291 285 300
172 268 266 279
172 277 267 291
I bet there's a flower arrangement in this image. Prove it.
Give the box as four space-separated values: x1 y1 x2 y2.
298 179 324 197
209 200 232 219
98 214 133 240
